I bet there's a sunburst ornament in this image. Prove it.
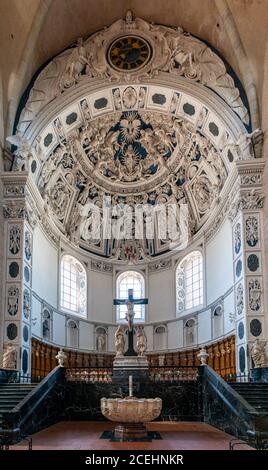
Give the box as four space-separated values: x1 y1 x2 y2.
120 112 141 143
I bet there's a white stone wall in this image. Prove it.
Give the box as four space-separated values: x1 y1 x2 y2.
205 219 233 305
29 216 235 353
32 226 58 308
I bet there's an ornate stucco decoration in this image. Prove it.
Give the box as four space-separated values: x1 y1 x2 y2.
4 12 261 261
34 106 228 257
16 10 248 135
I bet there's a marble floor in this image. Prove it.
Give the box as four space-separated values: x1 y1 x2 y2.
11 421 253 450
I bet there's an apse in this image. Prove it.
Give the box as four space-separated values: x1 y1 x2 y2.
1 11 265 380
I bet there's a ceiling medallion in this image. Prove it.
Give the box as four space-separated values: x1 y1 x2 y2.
107 35 152 72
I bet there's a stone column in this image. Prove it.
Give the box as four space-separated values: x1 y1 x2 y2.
230 159 265 375
1 173 36 377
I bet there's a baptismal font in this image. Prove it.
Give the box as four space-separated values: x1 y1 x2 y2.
101 375 162 439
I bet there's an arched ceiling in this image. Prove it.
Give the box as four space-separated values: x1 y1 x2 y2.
1 0 268 139
7 11 255 262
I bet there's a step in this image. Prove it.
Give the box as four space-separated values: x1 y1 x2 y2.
0 384 37 388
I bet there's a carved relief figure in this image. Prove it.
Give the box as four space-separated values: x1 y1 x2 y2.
7 287 19 316
248 279 261 311
246 216 258 247
136 325 146 356
115 325 125 356
60 37 90 90
251 339 267 368
236 283 244 315
234 223 242 254
2 344 17 370
24 231 32 261
9 226 21 255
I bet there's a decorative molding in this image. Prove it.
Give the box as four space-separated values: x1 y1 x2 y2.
16 11 248 135
148 259 172 272
91 260 113 274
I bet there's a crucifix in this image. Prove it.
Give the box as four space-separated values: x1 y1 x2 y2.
113 288 148 356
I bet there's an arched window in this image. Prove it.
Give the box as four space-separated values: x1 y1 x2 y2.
176 250 203 313
116 271 145 323
60 255 87 317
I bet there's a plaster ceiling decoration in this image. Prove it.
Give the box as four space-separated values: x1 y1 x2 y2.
7 11 258 261
16 10 249 135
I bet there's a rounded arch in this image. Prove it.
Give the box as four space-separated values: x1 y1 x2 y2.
60 254 87 317
95 326 108 352
184 317 197 347
154 324 167 351
176 250 203 314
116 270 145 323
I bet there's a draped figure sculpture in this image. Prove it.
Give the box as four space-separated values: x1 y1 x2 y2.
115 325 125 357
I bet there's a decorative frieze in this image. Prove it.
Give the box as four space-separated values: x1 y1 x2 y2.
91 260 113 274
149 259 172 272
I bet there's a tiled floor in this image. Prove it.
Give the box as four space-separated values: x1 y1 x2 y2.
11 421 253 450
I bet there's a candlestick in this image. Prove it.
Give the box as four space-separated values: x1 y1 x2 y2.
129 375 133 397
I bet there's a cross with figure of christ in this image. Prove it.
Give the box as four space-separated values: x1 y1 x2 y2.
113 288 148 356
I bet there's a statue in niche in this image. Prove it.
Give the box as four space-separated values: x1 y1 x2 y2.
251 339 267 368
42 319 50 339
96 332 106 352
115 325 125 357
136 325 146 356
185 319 195 345
2 344 17 370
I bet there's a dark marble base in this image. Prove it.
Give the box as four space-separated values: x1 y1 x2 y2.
252 367 268 383
64 381 201 422
112 369 149 382
0 369 18 384
100 430 162 442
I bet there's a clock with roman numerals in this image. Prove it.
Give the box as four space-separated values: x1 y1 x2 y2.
108 35 151 72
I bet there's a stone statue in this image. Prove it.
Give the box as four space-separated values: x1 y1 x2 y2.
56 348 67 367
6 134 32 171
251 339 267 368
126 301 135 332
115 325 125 357
197 347 209 366
2 344 17 370
97 333 106 352
136 326 146 356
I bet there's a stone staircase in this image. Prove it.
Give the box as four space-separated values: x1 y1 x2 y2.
0 383 37 428
230 382 268 412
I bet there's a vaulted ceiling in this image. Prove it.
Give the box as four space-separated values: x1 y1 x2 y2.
1 0 268 140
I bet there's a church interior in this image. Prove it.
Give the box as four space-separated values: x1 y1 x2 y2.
0 0 268 453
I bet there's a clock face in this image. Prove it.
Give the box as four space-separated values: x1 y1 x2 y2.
108 36 151 72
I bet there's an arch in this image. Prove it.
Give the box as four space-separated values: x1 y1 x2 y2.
66 318 79 349
154 325 167 351
184 318 197 347
42 308 52 341
212 304 224 338
60 254 87 317
176 250 203 314
116 270 145 323
95 326 107 352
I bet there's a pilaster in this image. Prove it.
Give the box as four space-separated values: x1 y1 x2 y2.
230 159 266 375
